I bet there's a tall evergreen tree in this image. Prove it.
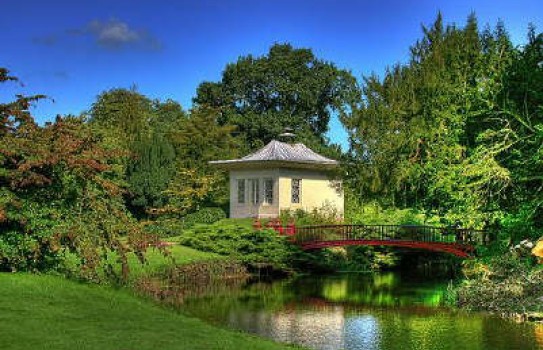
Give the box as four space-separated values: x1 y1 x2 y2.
126 132 176 213
342 14 520 227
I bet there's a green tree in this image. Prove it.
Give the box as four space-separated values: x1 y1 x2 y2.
151 99 187 136
166 106 242 210
0 70 151 279
126 132 176 214
487 29 543 240
89 87 154 148
89 90 188 215
342 14 517 228
194 43 360 148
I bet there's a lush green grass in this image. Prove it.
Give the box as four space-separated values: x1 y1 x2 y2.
0 273 301 350
128 242 224 278
62 242 224 283
216 218 256 229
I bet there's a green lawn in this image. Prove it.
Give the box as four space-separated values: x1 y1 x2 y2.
0 273 300 350
127 243 224 279
215 218 256 228
62 243 224 283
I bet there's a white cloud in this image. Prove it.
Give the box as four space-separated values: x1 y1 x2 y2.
74 18 163 52
88 19 140 48
32 18 163 52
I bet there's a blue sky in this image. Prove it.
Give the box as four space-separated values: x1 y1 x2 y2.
2 0 542 148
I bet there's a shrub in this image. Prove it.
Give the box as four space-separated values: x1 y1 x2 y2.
500 205 542 244
140 208 227 238
0 100 148 278
179 223 297 271
346 201 441 226
279 202 341 226
457 254 543 314
183 207 226 228
142 218 184 237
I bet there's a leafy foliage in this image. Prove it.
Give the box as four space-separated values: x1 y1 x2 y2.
87 89 239 217
279 203 342 226
126 132 176 211
165 106 242 209
89 90 185 216
183 207 227 228
458 254 543 313
343 14 542 233
158 168 220 217
180 223 296 271
346 200 440 226
194 43 360 149
0 72 152 279
89 88 154 148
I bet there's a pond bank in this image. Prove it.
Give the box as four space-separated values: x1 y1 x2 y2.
135 259 251 305
456 254 543 324
0 273 301 350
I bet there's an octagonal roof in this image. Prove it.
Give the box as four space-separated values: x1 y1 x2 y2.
209 140 339 170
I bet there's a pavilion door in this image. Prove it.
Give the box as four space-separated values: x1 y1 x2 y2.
249 179 260 205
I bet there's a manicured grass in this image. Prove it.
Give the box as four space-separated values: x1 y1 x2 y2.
0 273 301 350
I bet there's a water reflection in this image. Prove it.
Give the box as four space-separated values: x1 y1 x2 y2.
316 273 448 307
241 308 348 350
345 314 380 350
181 272 542 350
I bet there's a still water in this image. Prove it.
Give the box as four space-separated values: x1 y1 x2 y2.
181 272 543 350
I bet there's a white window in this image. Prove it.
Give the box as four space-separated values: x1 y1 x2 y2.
249 179 260 204
264 178 274 204
291 179 301 203
237 179 245 204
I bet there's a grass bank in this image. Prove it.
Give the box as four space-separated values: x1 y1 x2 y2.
128 242 224 279
0 273 301 350
62 241 224 284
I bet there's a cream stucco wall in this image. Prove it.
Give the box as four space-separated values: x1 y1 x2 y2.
278 168 344 217
229 167 343 219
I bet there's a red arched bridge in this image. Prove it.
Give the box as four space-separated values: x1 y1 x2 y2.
266 223 492 258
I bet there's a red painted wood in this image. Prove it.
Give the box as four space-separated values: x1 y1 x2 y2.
269 223 485 258
299 239 472 258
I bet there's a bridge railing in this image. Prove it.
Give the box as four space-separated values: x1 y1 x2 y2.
292 224 490 246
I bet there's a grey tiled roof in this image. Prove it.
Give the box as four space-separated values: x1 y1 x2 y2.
210 140 339 166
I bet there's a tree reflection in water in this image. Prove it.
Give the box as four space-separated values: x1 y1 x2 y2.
180 272 541 350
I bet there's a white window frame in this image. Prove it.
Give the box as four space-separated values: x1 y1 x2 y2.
263 178 274 205
291 178 301 204
249 178 260 205
237 179 245 204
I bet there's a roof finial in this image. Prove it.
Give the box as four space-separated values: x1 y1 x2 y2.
278 127 296 143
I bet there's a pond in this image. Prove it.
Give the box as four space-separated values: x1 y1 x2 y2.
180 271 543 350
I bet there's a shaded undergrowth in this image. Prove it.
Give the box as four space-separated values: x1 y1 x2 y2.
457 253 543 319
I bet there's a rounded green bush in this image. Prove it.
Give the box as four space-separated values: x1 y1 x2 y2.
183 208 227 228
